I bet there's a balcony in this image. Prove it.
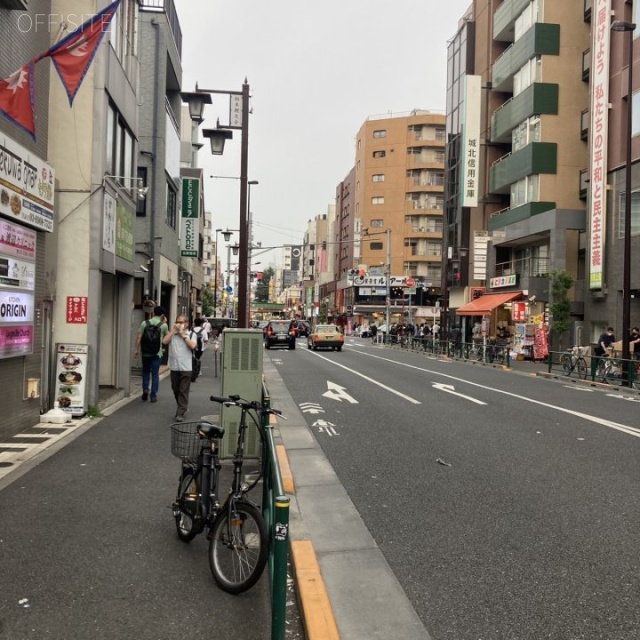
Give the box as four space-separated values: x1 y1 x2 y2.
488 201 556 230
495 256 551 279
493 0 533 42
140 0 183 56
491 83 559 143
492 23 561 92
582 49 590 82
489 142 557 193
580 109 589 140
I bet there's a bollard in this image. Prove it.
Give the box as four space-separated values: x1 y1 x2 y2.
272 496 290 640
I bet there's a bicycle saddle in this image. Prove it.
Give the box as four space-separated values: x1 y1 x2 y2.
197 422 225 440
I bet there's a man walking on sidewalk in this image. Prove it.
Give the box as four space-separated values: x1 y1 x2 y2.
162 314 196 422
133 305 168 403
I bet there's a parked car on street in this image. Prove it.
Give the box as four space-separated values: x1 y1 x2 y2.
307 324 344 351
264 319 297 350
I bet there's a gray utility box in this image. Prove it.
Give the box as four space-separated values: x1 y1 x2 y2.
220 329 264 458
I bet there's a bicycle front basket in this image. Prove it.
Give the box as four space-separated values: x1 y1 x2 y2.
170 422 202 460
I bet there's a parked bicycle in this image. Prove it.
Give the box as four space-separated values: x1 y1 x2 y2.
595 350 640 388
560 345 589 379
170 394 284 593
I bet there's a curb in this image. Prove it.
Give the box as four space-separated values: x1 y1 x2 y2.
275 440 340 640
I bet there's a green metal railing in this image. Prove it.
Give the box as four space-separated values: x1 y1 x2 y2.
546 349 640 388
261 384 290 640
387 335 512 366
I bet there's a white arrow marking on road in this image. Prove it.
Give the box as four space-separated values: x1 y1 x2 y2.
432 382 487 405
299 402 325 414
318 425 339 436
606 393 640 403
312 419 337 428
322 381 358 404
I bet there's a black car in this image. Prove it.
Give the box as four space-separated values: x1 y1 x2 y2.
295 320 311 337
264 319 296 350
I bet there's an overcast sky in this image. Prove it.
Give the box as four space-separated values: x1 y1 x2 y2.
174 0 472 267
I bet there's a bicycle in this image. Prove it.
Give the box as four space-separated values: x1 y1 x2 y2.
559 345 588 379
595 350 640 388
170 394 284 594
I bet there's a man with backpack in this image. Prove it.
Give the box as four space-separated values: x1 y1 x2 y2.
133 306 169 403
189 317 206 382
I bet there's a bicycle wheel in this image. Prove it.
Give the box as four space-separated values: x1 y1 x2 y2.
174 471 204 542
602 361 624 386
576 357 588 380
208 501 269 594
560 353 571 375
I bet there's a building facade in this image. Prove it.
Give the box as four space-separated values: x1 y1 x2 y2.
351 111 446 328
0 0 53 438
445 0 592 351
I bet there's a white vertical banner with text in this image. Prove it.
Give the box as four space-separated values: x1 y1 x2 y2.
461 75 482 208
588 0 611 290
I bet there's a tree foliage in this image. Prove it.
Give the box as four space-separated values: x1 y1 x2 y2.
318 301 328 324
549 270 574 349
202 286 214 317
254 266 274 303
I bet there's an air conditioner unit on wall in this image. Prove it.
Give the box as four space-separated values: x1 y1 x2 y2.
1 0 29 9
219 329 264 459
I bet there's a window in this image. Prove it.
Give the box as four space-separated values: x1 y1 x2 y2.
370 219 384 227
512 115 541 151
513 56 541 97
371 197 384 205
514 0 539 41
372 174 385 182
373 150 386 158
373 130 386 138
632 91 640 136
510 174 539 208
357 139 361 149
370 242 384 250
618 191 640 237
106 101 135 190
166 180 177 228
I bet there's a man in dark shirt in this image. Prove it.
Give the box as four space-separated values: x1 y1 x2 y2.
595 327 615 356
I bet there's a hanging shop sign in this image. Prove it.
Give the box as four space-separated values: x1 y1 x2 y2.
180 177 200 257
489 274 517 288
66 296 88 324
55 344 89 416
460 75 481 208
0 134 55 232
0 290 34 322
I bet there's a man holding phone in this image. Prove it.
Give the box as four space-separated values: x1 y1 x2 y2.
162 315 196 422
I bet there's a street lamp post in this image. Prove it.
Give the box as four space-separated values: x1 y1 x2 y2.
612 19 636 382
182 80 252 327
213 228 234 317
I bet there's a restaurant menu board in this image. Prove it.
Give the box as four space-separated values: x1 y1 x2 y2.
55 344 88 416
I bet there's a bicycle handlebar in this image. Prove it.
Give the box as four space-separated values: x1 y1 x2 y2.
209 395 284 417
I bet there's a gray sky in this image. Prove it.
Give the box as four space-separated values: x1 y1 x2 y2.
174 0 472 267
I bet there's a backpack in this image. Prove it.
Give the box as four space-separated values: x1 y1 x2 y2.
140 320 162 355
190 328 204 360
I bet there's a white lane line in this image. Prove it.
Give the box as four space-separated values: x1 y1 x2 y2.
304 350 421 404
353 350 640 438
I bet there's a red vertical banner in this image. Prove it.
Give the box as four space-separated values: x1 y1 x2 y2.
67 296 88 324
533 324 549 359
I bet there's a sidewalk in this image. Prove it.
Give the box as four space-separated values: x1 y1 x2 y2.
0 349 275 639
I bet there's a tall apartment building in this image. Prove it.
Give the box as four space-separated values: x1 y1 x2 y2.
350 111 446 328
445 0 591 349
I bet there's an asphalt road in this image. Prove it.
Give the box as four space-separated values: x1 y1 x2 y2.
267 335 640 640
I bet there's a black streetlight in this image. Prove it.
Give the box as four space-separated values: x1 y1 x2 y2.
182 80 252 327
612 19 636 382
